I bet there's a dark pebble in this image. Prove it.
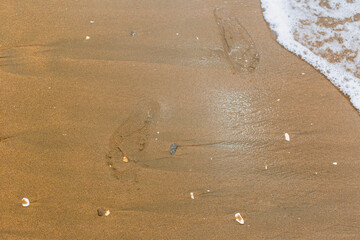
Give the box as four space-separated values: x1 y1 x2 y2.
97 208 105 216
170 143 178 155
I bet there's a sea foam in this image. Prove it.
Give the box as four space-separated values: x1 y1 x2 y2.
261 0 360 111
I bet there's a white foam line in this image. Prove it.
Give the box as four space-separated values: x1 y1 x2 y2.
261 0 360 111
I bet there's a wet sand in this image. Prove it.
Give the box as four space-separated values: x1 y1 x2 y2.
1 0 359 239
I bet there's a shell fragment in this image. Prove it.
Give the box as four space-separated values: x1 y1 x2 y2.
190 192 195 199
104 210 111 216
22 198 30 207
235 212 244 224
122 156 129 163
284 133 290 141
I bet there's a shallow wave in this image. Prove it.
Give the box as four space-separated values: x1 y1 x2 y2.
261 0 360 111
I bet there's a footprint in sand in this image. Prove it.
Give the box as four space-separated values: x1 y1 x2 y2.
214 7 260 72
105 99 160 180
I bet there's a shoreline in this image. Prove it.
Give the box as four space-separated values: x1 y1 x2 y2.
1 0 359 239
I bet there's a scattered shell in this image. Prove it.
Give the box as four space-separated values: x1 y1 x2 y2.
196 36 199 40
190 192 195 199
90 20 95 24
122 156 129 163
276 99 280 101
85 36 90 40
265 165 268 170
332 162 338 166
22 198 30 207
104 210 111 216
235 212 244 224
130 31 137 36
284 133 290 141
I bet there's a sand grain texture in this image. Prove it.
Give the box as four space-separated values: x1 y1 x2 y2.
1 0 359 239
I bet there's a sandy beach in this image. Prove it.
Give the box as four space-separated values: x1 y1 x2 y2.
1 0 359 239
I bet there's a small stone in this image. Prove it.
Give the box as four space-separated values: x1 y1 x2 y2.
130 31 137 36
97 208 105 216
170 143 178 155
122 156 129 163
139 142 145 151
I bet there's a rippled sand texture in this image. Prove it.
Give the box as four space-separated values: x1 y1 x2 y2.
0 0 360 239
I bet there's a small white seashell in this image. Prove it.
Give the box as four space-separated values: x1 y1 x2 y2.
285 133 290 141
265 165 268 170
90 20 95 23
22 198 30 207
332 162 338 166
176 33 179 36
85 36 90 40
104 210 110 216
190 192 195 199
235 212 244 224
